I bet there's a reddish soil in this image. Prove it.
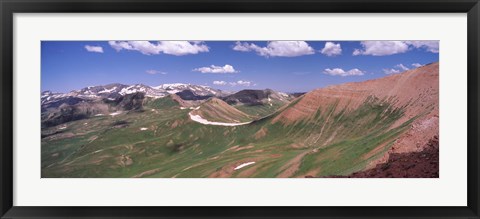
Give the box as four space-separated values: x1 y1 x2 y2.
237 165 259 177
170 94 191 107
132 168 162 178
317 135 439 178
277 151 310 178
254 127 268 139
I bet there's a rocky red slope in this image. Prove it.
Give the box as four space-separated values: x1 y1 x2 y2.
271 62 439 169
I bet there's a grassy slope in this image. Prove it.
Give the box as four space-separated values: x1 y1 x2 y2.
41 94 429 178
233 99 286 119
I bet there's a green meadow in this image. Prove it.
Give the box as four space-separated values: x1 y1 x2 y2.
41 95 419 178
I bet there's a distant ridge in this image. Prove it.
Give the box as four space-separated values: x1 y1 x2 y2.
190 97 252 123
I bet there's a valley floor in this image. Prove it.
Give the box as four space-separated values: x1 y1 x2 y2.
41 95 437 178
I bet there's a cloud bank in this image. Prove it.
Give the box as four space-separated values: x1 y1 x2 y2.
323 68 364 76
145 70 167 75
193 64 238 74
412 63 424 68
383 63 414 74
109 41 209 56
353 41 439 56
320 42 342 56
233 41 315 57
213 80 254 87
84 45 104 53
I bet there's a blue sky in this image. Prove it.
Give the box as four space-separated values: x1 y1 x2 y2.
41 41 439 93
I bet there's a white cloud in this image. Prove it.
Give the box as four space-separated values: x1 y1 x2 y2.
222 80 255 86
193 64 238 74
108 41 209 56
84 45 104 53
395 64 410 71
383 63 411 74
145 70 167 75
405 41 439 53
383 68 401 74
323 68 364 76
233 41 315 57
232 42 252 52
352 49 362 56
109 41 133 51
236 80 253 86
412 63 424 68
320 42 342 56
352 41 409 56
352 40 439 56
213 81 227 85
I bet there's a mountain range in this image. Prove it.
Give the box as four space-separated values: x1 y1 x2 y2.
41 83 293 128
42 83 223 106
41 62 439 178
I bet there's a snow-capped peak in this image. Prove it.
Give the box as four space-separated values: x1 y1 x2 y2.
41 82 224 107
153 83 189 90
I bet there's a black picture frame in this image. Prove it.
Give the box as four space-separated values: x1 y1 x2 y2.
1 0 479 218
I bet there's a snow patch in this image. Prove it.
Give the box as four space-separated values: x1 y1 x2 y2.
119 85 137 95
146 94 164 99
109 111 122 116
234 162 256 170
166 89 180 94
94 114 104 116
140 127 148 131
155 83 188 89
98 86 117 94
188 112 251 126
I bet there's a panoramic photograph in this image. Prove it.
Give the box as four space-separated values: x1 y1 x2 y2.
41 40 439 178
